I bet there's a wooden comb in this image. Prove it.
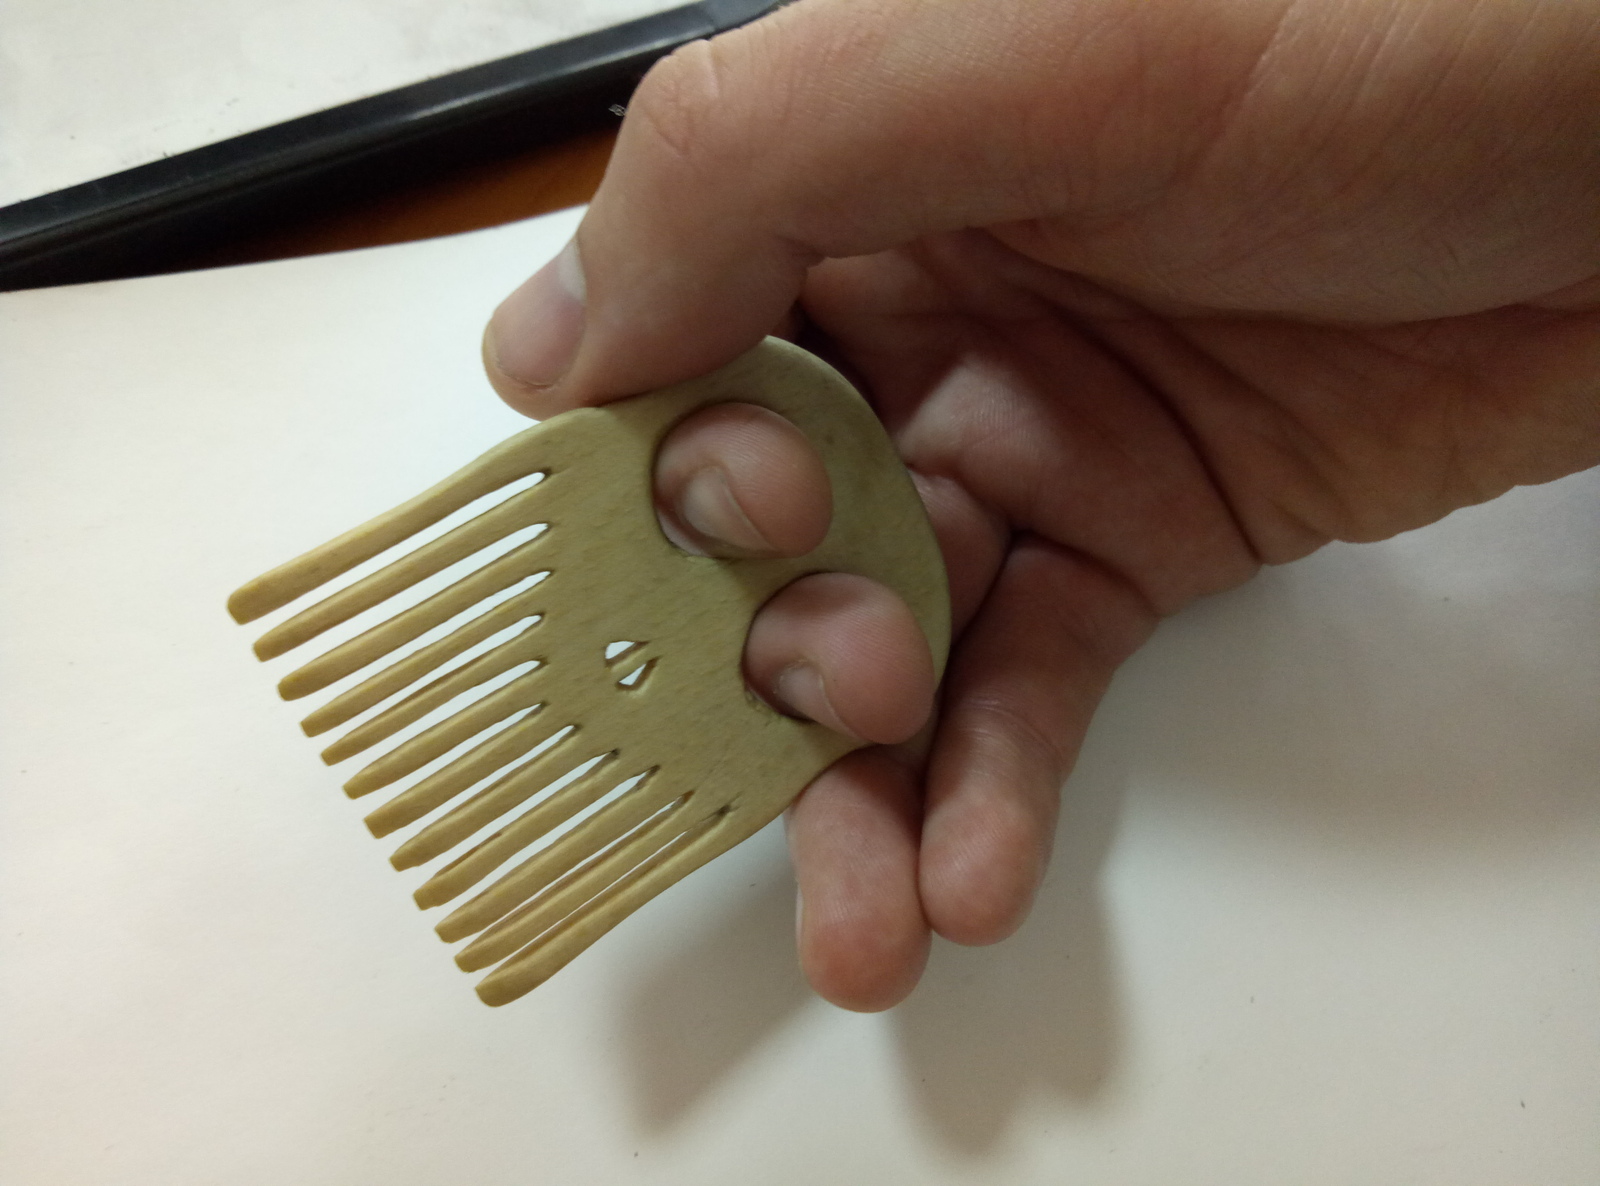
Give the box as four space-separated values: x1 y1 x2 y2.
227 338 949 1005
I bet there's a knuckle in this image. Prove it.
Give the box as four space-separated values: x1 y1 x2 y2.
961 694 1072 792
629 38 745 177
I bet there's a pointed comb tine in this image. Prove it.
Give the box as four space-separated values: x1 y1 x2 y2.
296 592 544 733
471 807 738 1006
408 757 636 906
391 741 605 874
316 631 544 765
454 796 696 973
433 780 679 942
345 686 547 804
250 494 549 661
265 537 550 680
226 431 549 624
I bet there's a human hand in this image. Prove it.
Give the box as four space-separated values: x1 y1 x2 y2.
482 0 1600 1009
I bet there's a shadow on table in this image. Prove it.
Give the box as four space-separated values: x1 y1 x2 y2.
614 535 1600 1150
615 868 812 1130
612 730 1130 1150
888 747 1126 1150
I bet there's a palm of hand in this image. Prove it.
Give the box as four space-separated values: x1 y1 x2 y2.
783 228 1600 1006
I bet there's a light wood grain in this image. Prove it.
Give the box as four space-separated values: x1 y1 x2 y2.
231 340 949 1006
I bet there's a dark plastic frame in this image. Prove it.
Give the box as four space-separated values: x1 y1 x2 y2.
0 0 781 290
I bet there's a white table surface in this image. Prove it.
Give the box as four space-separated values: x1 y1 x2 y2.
0 0 679 206
1 211 1597 1184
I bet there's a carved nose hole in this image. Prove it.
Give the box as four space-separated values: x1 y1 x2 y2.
616 658 658 691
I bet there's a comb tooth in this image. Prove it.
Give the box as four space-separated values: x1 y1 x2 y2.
471 810 739 1006
391 736 597 872
341 670 544 794
226 432 548 625
434 778 681 943
253 506 552 664
318 630 544 765
295 587 544 729
455 797 695 973
359 711 558 834
270 545 550 695
409 759 636 905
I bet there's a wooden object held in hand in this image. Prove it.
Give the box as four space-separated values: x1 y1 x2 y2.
228 339 949 1006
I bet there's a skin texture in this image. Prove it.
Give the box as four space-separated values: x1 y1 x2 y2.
483 0 1600 1010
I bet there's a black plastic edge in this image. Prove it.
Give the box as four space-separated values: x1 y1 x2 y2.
0 0 783 291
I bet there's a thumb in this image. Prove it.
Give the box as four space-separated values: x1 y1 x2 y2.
483 0 1264 415
484 0 933 415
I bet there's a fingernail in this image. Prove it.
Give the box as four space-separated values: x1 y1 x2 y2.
772 662 847 734
679 467 770 552
486 238 586 388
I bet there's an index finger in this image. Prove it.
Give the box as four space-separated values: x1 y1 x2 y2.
482 0 1267 416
